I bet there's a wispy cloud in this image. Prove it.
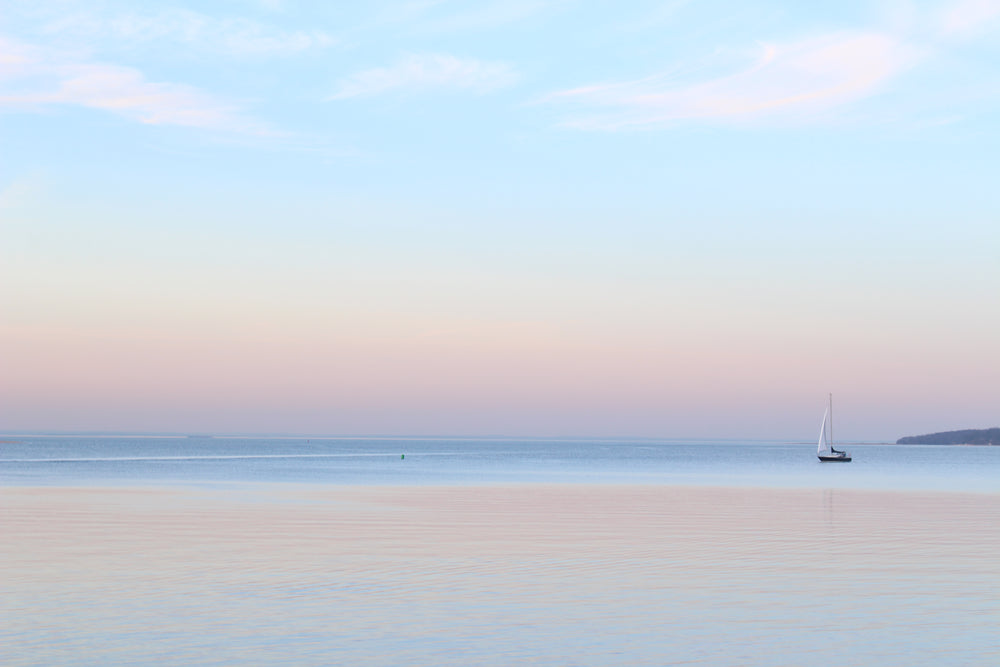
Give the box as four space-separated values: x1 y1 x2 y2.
0 37 268 133
417 0 555 33
377 0 557 33
615 0 693 33
543 31 921 130
256 0 288 11
936 0 1000 37
329 53 518 100
39 7 335 57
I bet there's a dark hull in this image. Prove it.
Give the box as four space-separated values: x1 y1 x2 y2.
818 455 851 462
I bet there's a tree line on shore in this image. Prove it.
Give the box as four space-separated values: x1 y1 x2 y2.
896 428 1000 445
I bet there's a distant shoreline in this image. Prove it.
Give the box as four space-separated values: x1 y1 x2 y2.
896 428 1000 446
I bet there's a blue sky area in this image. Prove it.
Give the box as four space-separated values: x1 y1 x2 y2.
1 0 998 439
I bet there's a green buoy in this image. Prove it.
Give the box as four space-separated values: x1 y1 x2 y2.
401 454 405 460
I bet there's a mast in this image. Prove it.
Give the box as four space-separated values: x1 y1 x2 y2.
829 393 833 447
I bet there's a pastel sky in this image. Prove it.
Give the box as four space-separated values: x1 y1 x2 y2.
1 0 998 440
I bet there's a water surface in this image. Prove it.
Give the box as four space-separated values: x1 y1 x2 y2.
2 436 998 665
2 435 998 491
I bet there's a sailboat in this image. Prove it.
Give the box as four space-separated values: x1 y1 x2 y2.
818 394 851 462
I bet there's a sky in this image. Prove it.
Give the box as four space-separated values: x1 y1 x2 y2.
1 0 998 440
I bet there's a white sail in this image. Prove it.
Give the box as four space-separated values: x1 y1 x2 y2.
817 408 830 454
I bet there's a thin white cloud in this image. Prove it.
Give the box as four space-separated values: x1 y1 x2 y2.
0 37 268 133
376 1 451 25
417 0 554 33
544 31 921 130
936 0 1000 37
377 0 556 33
256 0 287 11
616 0 693 33
40 7 335 57
329 53 518 100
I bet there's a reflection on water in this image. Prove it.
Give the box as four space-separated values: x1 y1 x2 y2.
3 485 998 665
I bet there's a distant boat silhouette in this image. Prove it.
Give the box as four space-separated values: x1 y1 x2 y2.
818 394 851 462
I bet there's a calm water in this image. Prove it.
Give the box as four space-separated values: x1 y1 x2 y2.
3 436 999 665
3 435 999 491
